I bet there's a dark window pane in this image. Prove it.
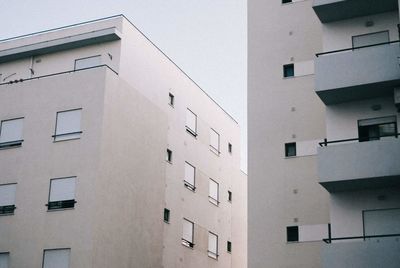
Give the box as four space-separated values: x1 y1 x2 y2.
285 142 296 157
287 226 299 242
283 64 294 77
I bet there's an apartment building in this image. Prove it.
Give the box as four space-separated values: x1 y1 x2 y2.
249 0 400 267
313 0 400 267
0 15 247 268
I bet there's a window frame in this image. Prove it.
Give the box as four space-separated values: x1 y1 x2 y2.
227 241 232 253
166 149 173 163
0 183 17 216
168 93 175 107
182 218 195 248
209 178 220 206
210 128 220 155
47 177 77 211
164 208 170 223
287 226 299 242
74 55 101 70
283 63 294 78
208 231 219 259
185 108 198 137
53 108 83 142
357 115 397 142
42 248 71 268
0 252 10 267
0 117 24 149
351 30 389 49
228 143 233 154
184 161 196 191
228 190 232 202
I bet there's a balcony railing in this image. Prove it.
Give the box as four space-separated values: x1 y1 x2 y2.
319 133 400 147
323 233 400 244
316 40 400 57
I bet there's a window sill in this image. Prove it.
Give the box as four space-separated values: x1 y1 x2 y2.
166 160 172 164
182 239 194 249
0 212 15 216
164 220 170 224
185 128 197 138
207 251 219 260
168 103 174 108
0 140 23 150
47 207 75 212
184 182 196 192
284 155 297 159
210 147 220 156
208 197 219 207
52 131 82 142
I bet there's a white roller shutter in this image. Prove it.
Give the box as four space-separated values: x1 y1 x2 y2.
186 109 197 134
183 219 194 243
49 177 76 202
74 55 101 70
0 184 16 206
0 118 23 143
209 179 219 204
210 129 220 152
55 109 82 141
184 162 195 187
208 232 218 257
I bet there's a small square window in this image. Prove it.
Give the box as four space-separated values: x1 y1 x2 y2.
285 142 296 157
43 248 70 268
287 226 299 242
54 109 82 142
282 0 292 3
164 208 170 223
0 183 17 215
0 118 24 149
166 149 173 163
283 64 294 78
169 93 175 107
0 252 10 267
228 191 232 202
227 241 232 253
47 177 76 210
228 143 232 154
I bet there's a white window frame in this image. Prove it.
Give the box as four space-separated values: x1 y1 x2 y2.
184 162 196 191
210 128 220 155
186 108 197 137
0 183 17 215
53 108 82 142
182 218 194 248
0 117 24 148
209 179 219 206
47 177 77 210
42 248 71 268
208 231 218 259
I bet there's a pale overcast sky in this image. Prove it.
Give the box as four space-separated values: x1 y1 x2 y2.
0 0 247 171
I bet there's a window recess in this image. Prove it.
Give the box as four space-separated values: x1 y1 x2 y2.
186 108 197 137
47 177 76 210
208 232 219 259
184 162 196 191
0 118 24 149
53 109 82 142
182 218 195 248
0 183 17 215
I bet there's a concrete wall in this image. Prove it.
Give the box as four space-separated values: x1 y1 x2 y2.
248 0 330 267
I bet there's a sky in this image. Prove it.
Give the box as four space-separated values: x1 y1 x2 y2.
0 0 247 172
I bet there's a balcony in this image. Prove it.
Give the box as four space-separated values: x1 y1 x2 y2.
317 136 400 192
315 41 400 105
313 0 398 23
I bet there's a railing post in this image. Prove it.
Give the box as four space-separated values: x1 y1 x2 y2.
324 138 327 147
328 223 332 244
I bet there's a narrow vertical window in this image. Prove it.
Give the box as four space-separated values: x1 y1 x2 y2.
228 191 232 202
227 241 232 253
283 64 294 78
287 226 299 242
228 143 232 154
184 162 196 191
210 128 220 154
182 218 194 248
0 183 17 215
186 109 197 136
285 142 296 157
209 179 219 206
208 232 218 259
168 93 175 107
43 248 70 268
54 109 82 141
0 252 9 268
0 118 23 148
47 177 76 210
164 208 170 223
74 55 101 70
166 149 173 163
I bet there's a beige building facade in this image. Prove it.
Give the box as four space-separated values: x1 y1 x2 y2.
0 15 247 268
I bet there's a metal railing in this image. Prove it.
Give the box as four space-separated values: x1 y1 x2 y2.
316 40 400 57
319 133 400 147
323 233 400 244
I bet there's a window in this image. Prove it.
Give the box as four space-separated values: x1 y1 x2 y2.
210 128 220 154
184 162 196 191
283 64 294 78
285 142 296 157
43 248 70 268
228 191 232 202
47 177 76 210
74 55 101 70
168 93 174 107
209 179 219 206
0 252 9 268
0 183 16 215
282 0 292 3
186 109 197 136
166 149 173 163
54 109 82 141
227 241 232 253
358 116 397 142
352 31 389 48
287 226 299 242
182 218 194 248
208 232 218 259
164 208 170 223
228 143 232 154
0 118 23 148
